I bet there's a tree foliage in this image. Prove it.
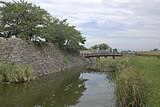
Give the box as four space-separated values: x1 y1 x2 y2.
0 0 52 39
46 19 86 52
91 43 109 50
113 48 118 53
98 43 109 50
91 44 98 50
0 0 86 52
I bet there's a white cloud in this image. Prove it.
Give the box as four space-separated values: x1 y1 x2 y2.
1 0 160 51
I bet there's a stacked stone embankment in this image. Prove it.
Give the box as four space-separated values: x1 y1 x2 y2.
0 37 89 76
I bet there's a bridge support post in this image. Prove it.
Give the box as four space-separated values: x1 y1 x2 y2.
113 54 115 59
96 56 100 61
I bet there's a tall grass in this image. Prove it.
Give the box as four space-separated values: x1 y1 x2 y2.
106 56 148 106
137 57 160 106
106 56 160 106
116 68 147 106
63 56 68 65
138 51 160 57
0 61 35 83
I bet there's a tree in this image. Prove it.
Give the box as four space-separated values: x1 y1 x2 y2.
152 48 159 51
0 0 52 40
113 48 118 53
46 19 86 52
0 0 86 52
91 45 98 50
91 43 109 50
98 43 109 50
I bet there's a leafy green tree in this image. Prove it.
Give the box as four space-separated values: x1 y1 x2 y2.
46 19 86 52
98 43 109 50
0 0 86 52
0 0 52 40
113 48 118 53
91 45 98 50
152 48 159 51
91 43 109 50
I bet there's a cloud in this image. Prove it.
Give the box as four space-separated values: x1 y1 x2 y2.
1 0 160 51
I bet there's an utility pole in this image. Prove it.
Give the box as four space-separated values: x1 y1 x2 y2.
159 42 160 50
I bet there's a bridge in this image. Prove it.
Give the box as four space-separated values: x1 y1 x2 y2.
81 52 123 59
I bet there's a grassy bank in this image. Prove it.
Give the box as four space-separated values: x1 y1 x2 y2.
0 61 35 84
105 56 160 106
137 50 160 57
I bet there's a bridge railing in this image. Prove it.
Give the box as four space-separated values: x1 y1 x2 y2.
80 51 123 57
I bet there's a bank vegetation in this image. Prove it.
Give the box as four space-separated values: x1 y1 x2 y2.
105 56 160 106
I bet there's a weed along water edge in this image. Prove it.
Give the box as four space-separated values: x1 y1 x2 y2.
105 56 160 106
0 67 115 107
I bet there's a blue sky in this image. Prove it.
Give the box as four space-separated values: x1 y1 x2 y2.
2 0 160 51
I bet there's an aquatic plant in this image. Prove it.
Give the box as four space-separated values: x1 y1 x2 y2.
0 61 35 83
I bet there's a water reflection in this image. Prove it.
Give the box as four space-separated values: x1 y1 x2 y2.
72 72 115 107
45 73 87 107
0 67 115 107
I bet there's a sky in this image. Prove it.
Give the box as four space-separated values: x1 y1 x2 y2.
2 0 160 51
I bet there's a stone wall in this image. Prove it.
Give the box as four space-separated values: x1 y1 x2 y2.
0 38 89 76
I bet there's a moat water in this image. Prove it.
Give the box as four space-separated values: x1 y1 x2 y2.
0 67 115 107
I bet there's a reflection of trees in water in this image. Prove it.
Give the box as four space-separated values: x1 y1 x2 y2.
0 66 114 107
85 64 116 82
86 62 107 72
41 73 87 107
0 69 87 107
105 71 116 82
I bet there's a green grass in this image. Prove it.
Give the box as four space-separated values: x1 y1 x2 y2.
63 56 68 65
106 56 160 106
115 68 147 106
0 61 35 83
137 57 160 106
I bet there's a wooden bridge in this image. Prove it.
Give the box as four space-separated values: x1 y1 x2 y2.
81 52 123 59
